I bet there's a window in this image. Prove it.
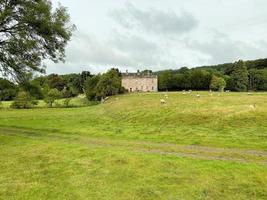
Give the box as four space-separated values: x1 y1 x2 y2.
152 86 154 91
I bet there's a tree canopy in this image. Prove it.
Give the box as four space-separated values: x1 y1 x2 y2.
0 0 75 79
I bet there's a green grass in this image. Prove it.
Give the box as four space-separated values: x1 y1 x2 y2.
0 92 267 199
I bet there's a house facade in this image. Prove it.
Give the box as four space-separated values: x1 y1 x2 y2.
122 71 158 92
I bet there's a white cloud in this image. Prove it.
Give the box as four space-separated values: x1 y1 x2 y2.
46 0 267 74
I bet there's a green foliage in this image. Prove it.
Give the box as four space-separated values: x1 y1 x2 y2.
157 58 267 92
85 75 101 101
0 0 75 78
210 75 226 91
158 69 212 91
44 89 61 107
249 69 267 91
229 60 249 91
85 69 123 101
158 71 173 91
11 91 37 109
48 74 67 91
0 78 17 100
80 71 92 89
190 70 212 90
96 69 122 98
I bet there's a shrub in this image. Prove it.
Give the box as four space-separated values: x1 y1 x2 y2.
44 89 61 107
11 91 37 109
210 75 226 92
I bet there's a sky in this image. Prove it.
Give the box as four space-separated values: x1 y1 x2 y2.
47 0 267 74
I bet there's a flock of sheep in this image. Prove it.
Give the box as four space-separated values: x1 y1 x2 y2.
160 91 257 110
160 90 204 104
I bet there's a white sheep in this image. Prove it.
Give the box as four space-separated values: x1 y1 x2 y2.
249 104 256 109
160 99 166 104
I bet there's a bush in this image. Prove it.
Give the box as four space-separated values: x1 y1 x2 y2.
44 89 61 107
210 75 226 92
11 91 37 109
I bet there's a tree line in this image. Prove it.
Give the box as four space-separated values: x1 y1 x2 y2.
0 68 124 108
157 59 267 92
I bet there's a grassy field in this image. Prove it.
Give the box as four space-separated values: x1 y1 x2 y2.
0 92 267 199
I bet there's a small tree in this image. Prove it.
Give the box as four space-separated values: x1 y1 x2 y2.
11 91 37 109
45 89 61 107
210 75 226 92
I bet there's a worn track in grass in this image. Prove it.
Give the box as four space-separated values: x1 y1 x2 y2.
1 126 267 165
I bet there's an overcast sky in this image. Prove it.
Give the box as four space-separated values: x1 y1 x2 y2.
47 0 267 74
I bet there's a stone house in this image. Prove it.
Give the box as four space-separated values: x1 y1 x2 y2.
122 71 158 92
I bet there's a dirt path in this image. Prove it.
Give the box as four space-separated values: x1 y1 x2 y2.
1 126 267 164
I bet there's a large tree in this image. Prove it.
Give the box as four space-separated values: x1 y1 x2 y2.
230 60 249 91
0 0 75 80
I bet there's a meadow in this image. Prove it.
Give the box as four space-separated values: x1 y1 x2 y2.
0 92 267 199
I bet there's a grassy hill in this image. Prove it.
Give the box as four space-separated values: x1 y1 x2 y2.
0 92 267 199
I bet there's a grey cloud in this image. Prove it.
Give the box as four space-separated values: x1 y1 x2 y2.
59 31 176 72
66 32 131 66
110 3 198 35
187 31 267 64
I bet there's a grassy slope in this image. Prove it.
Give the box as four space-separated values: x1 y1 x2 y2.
0 92 267 199
1 92 267 150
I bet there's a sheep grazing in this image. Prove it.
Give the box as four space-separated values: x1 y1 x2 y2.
249 104 256 109
160 99 166 104
196 94 200 98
